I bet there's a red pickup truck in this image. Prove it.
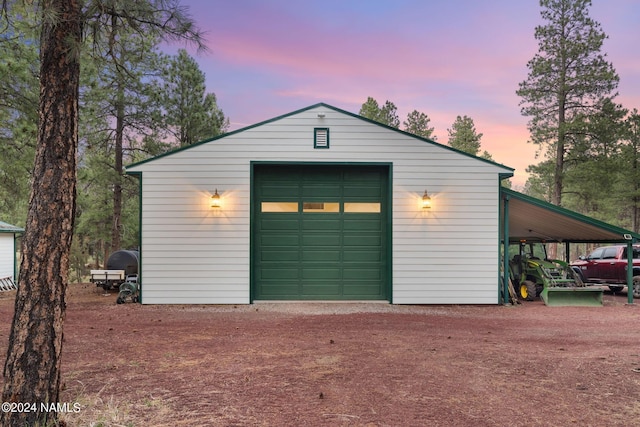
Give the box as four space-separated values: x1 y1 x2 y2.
571 244 640 297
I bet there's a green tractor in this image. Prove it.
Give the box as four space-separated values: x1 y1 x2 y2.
508 241 603 306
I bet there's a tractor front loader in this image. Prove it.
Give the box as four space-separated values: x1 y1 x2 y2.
509 242 603 306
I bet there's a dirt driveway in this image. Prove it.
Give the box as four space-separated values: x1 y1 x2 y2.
0 284 639 426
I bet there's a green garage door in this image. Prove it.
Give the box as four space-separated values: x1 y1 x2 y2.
253 164 389 300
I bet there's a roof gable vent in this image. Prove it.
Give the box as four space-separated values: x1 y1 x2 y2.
314 128 329 149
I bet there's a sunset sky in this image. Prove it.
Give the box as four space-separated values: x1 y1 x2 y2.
166 0 640 187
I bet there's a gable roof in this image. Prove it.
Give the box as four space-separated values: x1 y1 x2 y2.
503 188 640 243
126 102 514 175
0 221 24 234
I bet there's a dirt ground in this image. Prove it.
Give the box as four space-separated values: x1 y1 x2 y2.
0 284 639 427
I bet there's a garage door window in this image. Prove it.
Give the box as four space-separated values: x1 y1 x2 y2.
261 202 298 212
303 202 340 212
344 202 381 213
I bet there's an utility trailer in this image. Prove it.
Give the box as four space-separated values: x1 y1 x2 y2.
90 250 139 291
90 269 126 291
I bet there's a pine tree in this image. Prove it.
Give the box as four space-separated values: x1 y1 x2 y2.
516 0 618 205
447 115 492 160
359 97 400 128
620 111 640 232
1 2 82 425
403 110 436 140
0 2 203 425
0 3 39 225
160 49 229 146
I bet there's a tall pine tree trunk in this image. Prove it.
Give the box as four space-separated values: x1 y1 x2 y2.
111 93 124 253
1 0 81 425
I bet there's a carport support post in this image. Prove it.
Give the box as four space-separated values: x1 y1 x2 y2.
627 240 634 304
502 193 510 304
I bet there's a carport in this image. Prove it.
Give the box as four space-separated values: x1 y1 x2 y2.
501 188 640 304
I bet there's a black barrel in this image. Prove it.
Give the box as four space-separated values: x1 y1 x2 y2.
106 250 139 276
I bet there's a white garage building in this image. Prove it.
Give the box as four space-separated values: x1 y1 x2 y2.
126 103 515 304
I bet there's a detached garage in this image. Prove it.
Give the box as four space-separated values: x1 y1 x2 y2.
126 103 514 304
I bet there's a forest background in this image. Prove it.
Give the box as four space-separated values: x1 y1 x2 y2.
1 0 638 281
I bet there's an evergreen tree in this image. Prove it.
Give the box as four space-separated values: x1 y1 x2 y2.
359 97 381 122
447 115 492 160
0 2 203 425
516 0 619 205
1 2 82 426
563 99 627 222
380 100 400 128
81 23 166 254
403 110 436 140
160 49 229 146
359 97 400 128
0 3 39 226
620 110 640 232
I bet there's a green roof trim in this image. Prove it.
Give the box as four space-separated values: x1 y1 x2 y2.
502 188 640 242
0 221 24 234
125 102 514 175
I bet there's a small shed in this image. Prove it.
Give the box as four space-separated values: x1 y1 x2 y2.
0 220 24 290
127 103 515 304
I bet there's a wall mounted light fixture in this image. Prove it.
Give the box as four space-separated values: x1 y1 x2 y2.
422 190 432 209
210 189 221 208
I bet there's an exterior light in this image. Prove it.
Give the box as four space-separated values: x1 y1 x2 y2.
422 190 432 209
210 189 221 208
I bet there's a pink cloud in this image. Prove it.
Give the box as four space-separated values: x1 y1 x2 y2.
182 0 639 189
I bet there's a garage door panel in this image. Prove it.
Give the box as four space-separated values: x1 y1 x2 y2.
261 234 299 246
302 250 341 262
260 185 300 198
301 284 341 296
261 218 300 231
259 283 300 296
301 234 340 246
261 250 299 262
303 169 342 182
343 268 381 280
343 250 381 262
302 185 341 197
302 218 341 230
302 268 341 280
343 169 382 180
343 283 383 296
343 235 381 246
344 219 381 230
343 186 382 198
261 267 299 280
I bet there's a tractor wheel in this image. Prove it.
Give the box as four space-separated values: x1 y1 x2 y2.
633 276 640 299
116 296 124 304
608 285 623 293
519 280 537 301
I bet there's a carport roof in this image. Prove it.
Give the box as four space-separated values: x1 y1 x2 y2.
502 188 640 243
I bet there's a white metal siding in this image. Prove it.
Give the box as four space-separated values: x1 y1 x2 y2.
0 234 15 280
127 106 511 304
